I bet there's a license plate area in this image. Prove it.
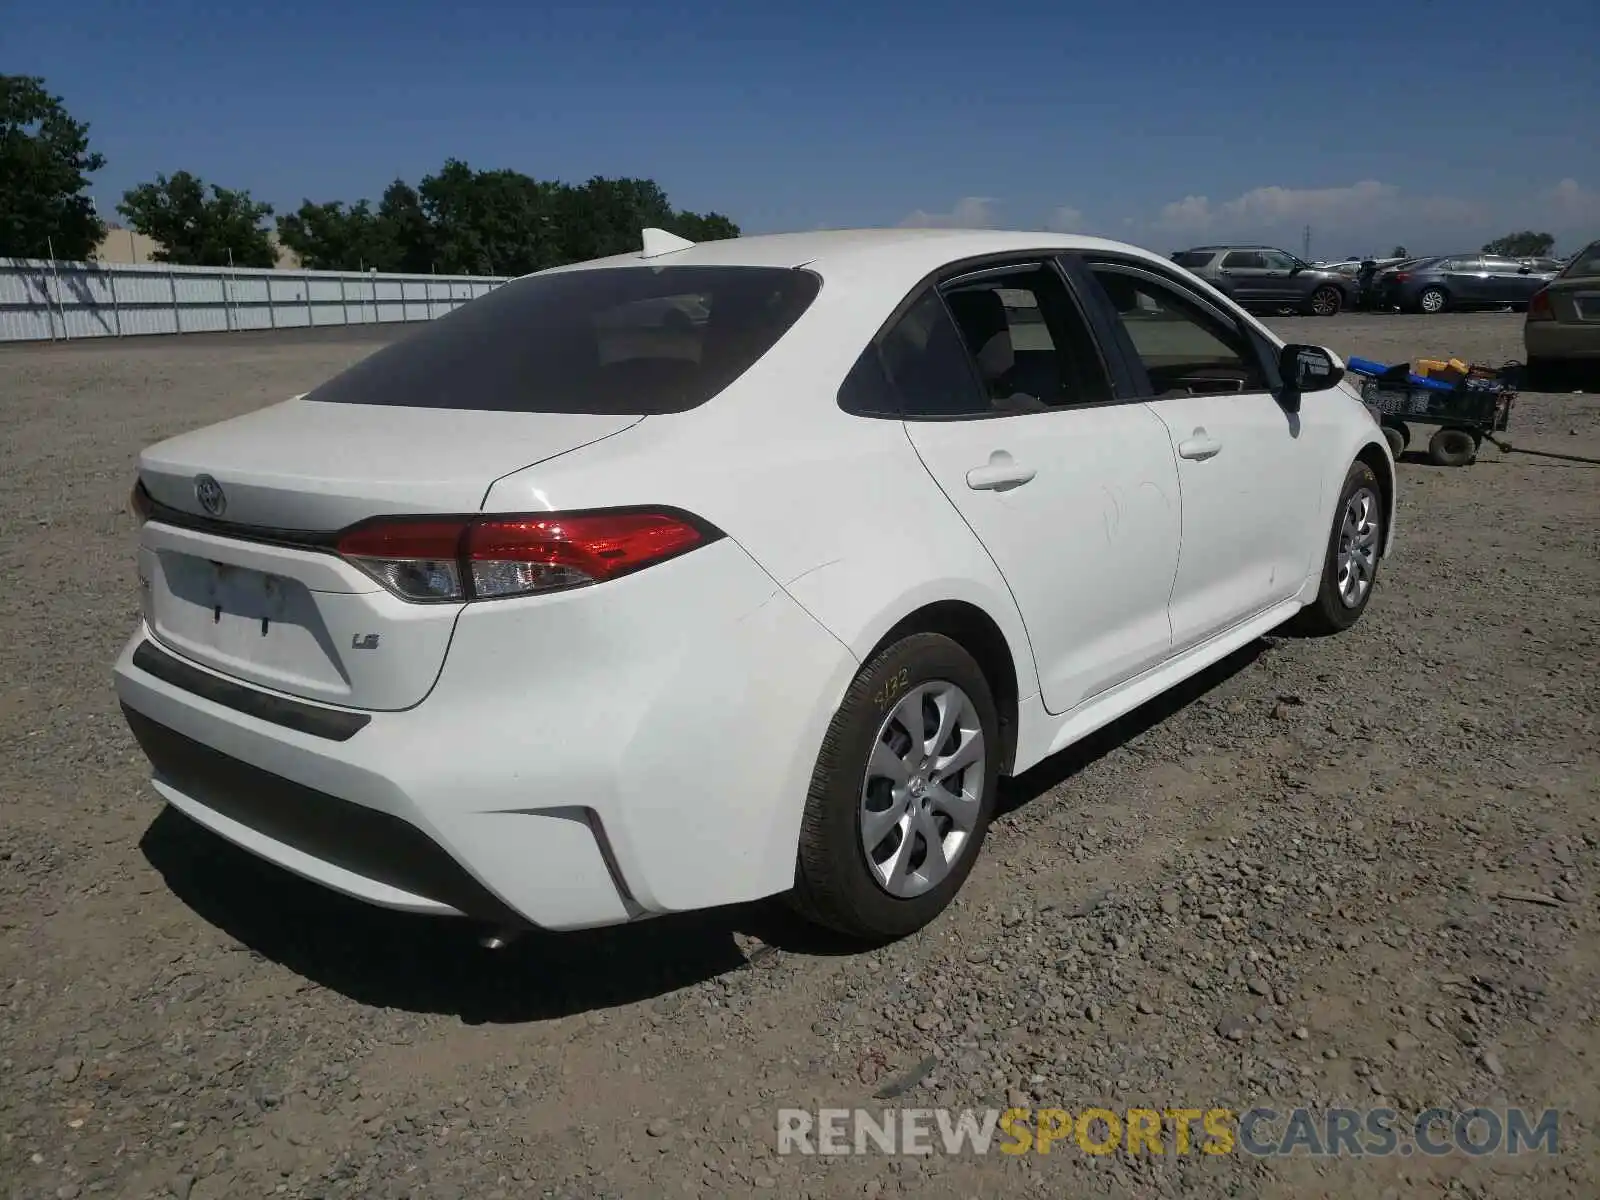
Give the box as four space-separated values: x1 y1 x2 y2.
147 550 351 697
1575 294 1600 321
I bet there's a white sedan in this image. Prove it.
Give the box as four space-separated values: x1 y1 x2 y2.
114 226 1396 943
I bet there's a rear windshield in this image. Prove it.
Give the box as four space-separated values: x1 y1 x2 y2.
1561 243 1600 278
306 265 821 414
1171 251 1214 268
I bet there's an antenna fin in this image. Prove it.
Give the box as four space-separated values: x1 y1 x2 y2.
640 227 695 259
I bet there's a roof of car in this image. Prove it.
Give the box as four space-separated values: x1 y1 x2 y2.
527 227 1169 279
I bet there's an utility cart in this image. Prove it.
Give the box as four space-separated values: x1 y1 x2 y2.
1344 356 1518 467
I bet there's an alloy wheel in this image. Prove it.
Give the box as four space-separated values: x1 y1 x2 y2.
859 681 985 898
1336 487 1381 607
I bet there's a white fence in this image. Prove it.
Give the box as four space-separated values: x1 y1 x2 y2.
0 258 509 343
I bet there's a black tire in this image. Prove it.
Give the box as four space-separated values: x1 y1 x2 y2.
1307 285 1343 317
1428 427 1476 467
1524 357 1560 390
1286 458 1385 637
1417 287 1448 315
1382 425 1406 460
788 632 1000 941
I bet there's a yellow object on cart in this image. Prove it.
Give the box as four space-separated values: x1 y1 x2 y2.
1414 357 1471 382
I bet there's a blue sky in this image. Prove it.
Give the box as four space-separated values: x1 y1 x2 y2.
12 0 1600 258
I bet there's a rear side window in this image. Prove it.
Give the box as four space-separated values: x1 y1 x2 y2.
1171 251 1215 268
879 290 989 418
305 266 821 414
1221 251 1266 269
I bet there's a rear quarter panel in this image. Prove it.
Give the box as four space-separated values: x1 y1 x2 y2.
479 282 1042 709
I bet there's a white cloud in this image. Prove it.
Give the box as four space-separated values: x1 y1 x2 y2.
898 196 999 228
1153 180 1423 234
1143 179 1508 255
1546 178 1600 225
1046 205 1085 232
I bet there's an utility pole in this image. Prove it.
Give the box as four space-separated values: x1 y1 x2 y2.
1303 224 1312 261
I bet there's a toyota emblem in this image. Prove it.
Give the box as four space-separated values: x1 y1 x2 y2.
194 474 226 516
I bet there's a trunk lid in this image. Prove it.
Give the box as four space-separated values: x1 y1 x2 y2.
135 399 641 710
138 397 641 528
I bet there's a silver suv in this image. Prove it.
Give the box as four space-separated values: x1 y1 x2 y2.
1172 246 1360 316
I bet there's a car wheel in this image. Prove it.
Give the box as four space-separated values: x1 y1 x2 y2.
1286 459 1385 637
1308 285 1342 317
789 632 1000 941
1428 427 1476 467
1418 287 1448 314
1524 357 1560 390
1382 425 1406 460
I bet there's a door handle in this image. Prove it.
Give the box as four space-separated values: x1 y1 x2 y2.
966 451 1036 491
1177 428 1222 461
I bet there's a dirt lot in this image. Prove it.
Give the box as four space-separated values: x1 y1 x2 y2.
2 313 1597 1199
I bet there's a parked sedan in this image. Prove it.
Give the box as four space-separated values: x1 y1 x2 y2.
1374 255 1558 313
1171 246 1359 315
115 227 1396 944
1525 239 1600 372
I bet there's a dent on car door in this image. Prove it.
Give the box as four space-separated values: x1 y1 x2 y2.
884 261 1183 714
1066 256 1324 650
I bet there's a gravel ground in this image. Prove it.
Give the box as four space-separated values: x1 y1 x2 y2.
2 313 1597 1199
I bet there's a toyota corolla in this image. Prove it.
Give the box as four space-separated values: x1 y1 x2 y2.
114 226 1396 943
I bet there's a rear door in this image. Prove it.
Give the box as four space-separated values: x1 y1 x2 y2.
1444 256 1492 303
888 258 1183 714
1218 250 1269 303
1066 254 1326 650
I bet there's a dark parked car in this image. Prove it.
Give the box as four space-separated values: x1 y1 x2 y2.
1353 257 1416 307
1524 239 1600 374
1171 246 1359 316
1370 255 1559 314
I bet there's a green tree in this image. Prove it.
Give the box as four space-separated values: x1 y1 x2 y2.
1482 231 1555 257
267 161 742 278
555 176 677 262
378 180 435 273
277 199 399 271
418 159 565 275
118 171 276 267
0 75 106 260
671 210 740 243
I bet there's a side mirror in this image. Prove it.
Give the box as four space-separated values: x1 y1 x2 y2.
1278 344 1345 408
1518 265 1532 274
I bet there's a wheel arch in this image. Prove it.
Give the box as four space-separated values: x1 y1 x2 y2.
1353 436 1398 556
864 600 1024 776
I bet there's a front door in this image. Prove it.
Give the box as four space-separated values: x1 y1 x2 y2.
883 262 1184 714
1066 256 1327 650
1256 249 1304 304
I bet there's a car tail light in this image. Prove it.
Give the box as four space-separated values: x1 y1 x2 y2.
1527 288 1554 321
1391 272 1411 283
336 509 721 603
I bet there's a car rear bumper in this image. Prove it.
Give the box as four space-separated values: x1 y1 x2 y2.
113 537 860 931
1524 321 1600 360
